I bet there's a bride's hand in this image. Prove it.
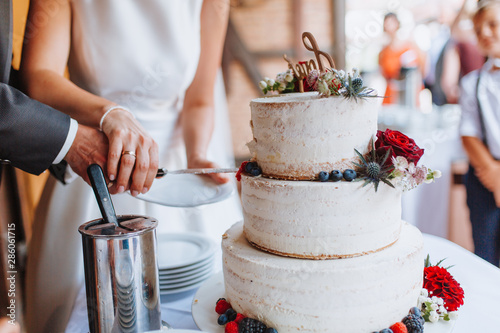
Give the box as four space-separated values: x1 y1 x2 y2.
101 108 159 196
187 156 230 184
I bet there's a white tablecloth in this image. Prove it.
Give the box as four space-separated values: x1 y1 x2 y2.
65 234 500 332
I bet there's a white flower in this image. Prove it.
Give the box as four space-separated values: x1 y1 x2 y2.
433 170 442 178
436 297 444 306
352 67 359 77
392 156 409 171
266 78 275 86
449 311 459 320
277 82 287 92
430 303 439 311
429 311 439 323
439 305 447 314
338 70 346 78
317 80 331 96
420 288 429 297
259 80 268 90
285 72 294 82
408 162 416 174
417 295 427 307
321 71 334 82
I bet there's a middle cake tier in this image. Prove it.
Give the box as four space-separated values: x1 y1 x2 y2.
241 174 402 258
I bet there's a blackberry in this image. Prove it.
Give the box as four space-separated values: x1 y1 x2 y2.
238 317 267 333
379 329 393 333
402 314 424 333
265 328 278 333
318 171 329 182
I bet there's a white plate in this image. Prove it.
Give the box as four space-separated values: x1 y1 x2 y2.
136 173 233 207
146 328 208 333
159 274 214 296
191 272 224 332
156 233 216 270
159 256 214 276
160 270 213 290
159 263 214 284
191 272 458 333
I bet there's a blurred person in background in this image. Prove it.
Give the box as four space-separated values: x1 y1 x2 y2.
379 12 427 105
439 0 485 104
459 0 500 267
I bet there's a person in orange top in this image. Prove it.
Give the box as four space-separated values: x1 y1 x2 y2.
379 12 426 105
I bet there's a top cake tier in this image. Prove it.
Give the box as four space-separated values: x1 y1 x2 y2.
247 92 380 180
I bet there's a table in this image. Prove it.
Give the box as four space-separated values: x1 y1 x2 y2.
65 233 500 332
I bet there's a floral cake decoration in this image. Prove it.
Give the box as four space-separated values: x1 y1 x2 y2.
259 32 377 100
354 129 441 192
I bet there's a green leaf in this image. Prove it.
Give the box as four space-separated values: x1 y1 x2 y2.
436 258 448 267
381 178 395 188
354 148 367 166
380 147 392 166
425 254 431 267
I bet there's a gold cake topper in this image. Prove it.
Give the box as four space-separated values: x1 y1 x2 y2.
283 32 336 93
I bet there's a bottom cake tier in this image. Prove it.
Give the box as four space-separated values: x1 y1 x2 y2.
222 222 424 333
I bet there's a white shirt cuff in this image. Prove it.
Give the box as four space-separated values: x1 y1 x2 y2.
52 119 78 164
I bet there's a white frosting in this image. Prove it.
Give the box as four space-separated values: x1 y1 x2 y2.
222 222 424 333
247 92 380 179
241 175 402 258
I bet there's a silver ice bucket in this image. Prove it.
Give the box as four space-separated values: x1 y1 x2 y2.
79 215 162 333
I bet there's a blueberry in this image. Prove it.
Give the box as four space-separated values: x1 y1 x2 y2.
249 167 262 177
343 169 357 181
266 328 278 333
318 171 329 182
245 161 256 173
225 308 237 321
380 329 393 333
217 313 228 325
409 306 422 317
330 170 343 182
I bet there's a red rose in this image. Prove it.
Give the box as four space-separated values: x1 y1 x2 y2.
423 266 464 312
375 129 424 166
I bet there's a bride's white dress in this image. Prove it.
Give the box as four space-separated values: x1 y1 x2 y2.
25 1 242 332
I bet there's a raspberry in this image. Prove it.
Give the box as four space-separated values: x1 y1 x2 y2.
390 322 408 333
215 298 232 315
238 317 267 333
234 313 246 324
402 314 424 333
225 321 238 333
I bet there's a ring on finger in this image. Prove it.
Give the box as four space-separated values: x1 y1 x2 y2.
121 150 136 158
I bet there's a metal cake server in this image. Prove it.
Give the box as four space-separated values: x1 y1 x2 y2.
156 167 238 178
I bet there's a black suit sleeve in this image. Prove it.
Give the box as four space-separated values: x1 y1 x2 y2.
0 82 71 175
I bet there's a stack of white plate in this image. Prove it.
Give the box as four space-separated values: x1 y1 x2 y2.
156 233 217 295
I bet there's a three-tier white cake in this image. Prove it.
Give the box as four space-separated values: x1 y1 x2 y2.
222 92 424 332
